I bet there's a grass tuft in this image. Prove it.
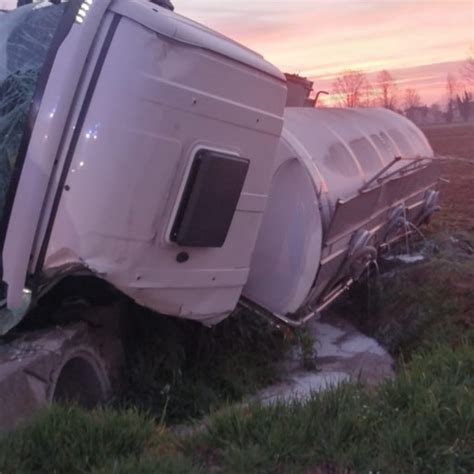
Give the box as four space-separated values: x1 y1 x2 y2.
90 456 201 474
185 344 474 473
333 233 474 359
113 305 290 423
0 406 154 474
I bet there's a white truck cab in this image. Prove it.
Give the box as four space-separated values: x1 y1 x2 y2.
0 0 286 333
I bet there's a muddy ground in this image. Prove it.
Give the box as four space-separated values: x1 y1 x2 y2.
423 124 474 232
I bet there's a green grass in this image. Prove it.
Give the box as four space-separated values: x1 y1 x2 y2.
0 405 201 474
0 406 154 474
334 232 474 359
113 305 291 423
1 344 473 473
188 344 474 473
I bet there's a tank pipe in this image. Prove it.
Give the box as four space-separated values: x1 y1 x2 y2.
423 155 474 166
239 279 353 328
314 91 329 107
359 156 402 193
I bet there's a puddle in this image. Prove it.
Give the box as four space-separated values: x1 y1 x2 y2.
256 315 394 405
384 253 425 264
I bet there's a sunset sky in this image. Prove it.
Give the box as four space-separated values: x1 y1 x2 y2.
179 0 474 107
1 0 472 107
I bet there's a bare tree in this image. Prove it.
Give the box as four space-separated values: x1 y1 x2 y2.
445 73 458 123
362 80 375 107
376 70 398 110
332 70 369 108
446 73 458 100
461 47 474 84
457 90 473 122
404 88 421 110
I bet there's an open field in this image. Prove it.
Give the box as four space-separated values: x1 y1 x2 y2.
0 124 473 473
423 124 474 232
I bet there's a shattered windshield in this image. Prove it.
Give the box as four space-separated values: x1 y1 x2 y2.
0 2 66 223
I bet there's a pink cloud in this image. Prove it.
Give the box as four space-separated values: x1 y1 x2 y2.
179 0 473 104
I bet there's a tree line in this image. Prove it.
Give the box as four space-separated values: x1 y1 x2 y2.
328 48 474 123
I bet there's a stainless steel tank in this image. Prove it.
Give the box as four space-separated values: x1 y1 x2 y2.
244 107 440 324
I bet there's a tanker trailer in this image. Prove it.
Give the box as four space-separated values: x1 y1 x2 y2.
243 107 440 325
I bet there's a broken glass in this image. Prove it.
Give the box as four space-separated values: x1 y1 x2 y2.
0 2 65 222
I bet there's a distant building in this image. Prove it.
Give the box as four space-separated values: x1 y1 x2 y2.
285 73 315 107
406 106 445 126
407 102 474 126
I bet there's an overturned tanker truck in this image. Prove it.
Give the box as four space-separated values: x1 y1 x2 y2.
0 0 439 426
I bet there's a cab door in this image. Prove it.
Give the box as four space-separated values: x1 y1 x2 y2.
0 0 112 334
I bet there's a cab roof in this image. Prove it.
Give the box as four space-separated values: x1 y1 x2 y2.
111 0 285 82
